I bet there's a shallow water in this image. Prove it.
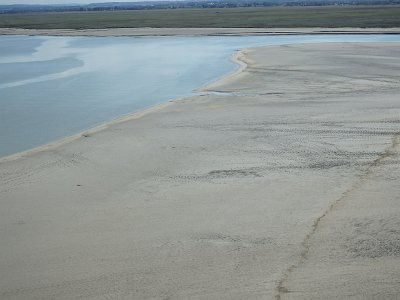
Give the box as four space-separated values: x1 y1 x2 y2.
1 34 399 158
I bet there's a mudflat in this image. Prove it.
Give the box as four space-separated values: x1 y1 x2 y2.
1 42 400 299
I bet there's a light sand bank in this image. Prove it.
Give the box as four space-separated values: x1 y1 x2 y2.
1 27 400 36
1 42 400 299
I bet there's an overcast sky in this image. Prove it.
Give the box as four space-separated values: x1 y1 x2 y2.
1 0 157 4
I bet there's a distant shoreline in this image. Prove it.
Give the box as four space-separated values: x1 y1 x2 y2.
1 27 400 37
1 6 400 29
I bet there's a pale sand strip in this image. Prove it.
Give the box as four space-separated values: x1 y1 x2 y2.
1 27 400 36
1 42 400 299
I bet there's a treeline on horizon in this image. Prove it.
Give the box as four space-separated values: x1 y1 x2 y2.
1 0 400 14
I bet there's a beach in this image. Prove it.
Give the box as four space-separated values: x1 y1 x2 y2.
1 41 400 299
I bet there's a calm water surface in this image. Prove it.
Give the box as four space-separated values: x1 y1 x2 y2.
1 34 399 158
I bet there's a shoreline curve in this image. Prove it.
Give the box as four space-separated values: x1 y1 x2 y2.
1 33 399 162
0 47 250 163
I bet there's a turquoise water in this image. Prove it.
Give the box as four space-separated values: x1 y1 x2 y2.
1 34 399 158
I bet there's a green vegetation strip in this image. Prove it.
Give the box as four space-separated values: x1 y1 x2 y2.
1 6 400 29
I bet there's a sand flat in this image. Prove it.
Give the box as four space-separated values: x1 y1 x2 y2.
1 42 400 299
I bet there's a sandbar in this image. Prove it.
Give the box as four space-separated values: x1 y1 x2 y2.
1 41 400 299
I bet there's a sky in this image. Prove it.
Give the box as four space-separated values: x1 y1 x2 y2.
0 0 156 4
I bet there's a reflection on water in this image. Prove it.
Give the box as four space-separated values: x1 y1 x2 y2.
0 34 399 157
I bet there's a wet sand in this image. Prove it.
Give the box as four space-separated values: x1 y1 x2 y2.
1 42 400 299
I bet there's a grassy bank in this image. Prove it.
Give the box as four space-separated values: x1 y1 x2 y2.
0 6 399 29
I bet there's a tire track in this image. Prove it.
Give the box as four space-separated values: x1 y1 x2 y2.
275 132 400 300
